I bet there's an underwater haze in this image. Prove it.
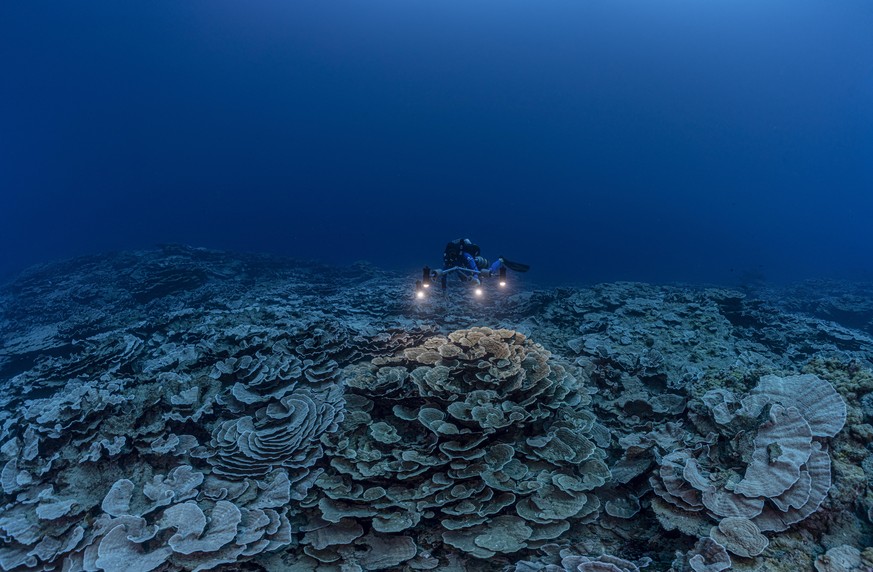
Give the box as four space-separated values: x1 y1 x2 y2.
3 0 873 286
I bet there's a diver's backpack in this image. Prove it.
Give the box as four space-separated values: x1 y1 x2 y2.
443 239 480 268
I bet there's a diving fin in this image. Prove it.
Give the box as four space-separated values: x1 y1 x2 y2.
500 257 530 273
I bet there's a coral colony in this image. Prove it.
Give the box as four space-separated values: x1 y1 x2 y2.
1 246 872 571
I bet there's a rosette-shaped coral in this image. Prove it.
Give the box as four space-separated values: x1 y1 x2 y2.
305 328 609 568
2 377 133 505
211 346 304 397
208 385 344 490
0 375 173 571
54 466 295 572
3 331 145 417
510 545 652 572
294 319 363 382
204 318 352 498
32 332 144 383
206 318 359 398
650 373 846 553
352 327 438 360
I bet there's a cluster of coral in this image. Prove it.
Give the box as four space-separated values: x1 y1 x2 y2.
0 247 872 571
293 327 609 568
650 373 846 568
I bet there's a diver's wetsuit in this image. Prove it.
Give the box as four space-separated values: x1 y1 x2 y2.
443 239 481 275
440 238 514 289
442 239 504 280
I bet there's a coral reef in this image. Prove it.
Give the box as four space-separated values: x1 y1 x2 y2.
1 247 872 571
649 373 845 540
292 327 608 568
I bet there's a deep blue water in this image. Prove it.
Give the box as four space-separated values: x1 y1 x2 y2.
3 1 873 287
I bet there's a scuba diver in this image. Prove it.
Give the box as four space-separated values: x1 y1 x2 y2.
442 238 496 285
440 238 529 289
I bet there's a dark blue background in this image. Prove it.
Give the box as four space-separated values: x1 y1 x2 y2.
3 1 873 286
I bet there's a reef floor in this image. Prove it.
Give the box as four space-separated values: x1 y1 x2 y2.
1 245 872 572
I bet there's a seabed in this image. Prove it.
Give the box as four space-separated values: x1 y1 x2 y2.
1 245 872 572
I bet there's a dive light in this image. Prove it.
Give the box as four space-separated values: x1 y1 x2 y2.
422 266 431 288
415 280 425 299
499 266 507 287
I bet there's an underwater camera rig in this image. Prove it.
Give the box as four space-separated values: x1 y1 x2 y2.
414 264 509 300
